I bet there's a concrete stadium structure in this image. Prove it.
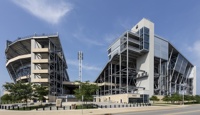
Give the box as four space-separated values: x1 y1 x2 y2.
4 19 197 103
5 33 69 100
94 18 196 103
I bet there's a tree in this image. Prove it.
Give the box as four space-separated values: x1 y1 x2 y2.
184 95 189 101
33 84 49 105
149 95 159 103
74 81 99 103
162 95 171 103
190 95 195 103
1 94 12 103
171 93 182 104
3 82 33 105
195 95 200 103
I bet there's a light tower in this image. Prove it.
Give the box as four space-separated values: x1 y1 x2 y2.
78 51 83 82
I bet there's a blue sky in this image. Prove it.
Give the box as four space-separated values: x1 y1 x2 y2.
0 0 199 94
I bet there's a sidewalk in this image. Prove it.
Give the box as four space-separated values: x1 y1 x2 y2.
0 105 187 115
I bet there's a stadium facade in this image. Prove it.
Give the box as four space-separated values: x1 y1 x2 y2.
94 18 196 103
5 19 197 103
5 34 69 100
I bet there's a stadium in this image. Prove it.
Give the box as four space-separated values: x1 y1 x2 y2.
5 33 69 101
94 18 196 103
5 19 196 103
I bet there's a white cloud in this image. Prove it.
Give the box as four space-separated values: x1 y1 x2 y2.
117 18 133 30
67 59 101 71
72 27 104 46
104 33 119 44
187 40 200 58
12 0 73 24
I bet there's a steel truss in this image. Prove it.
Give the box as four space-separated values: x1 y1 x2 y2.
155 47 194 96
95 32 148 96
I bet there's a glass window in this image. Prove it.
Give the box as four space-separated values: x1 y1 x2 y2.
144 42 149 50
144 27 149 34
140 28 143 35
109 55 111 59
144 34 149 43
108 48 111 54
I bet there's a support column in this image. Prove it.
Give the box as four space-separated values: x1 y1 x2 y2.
104 71 105 95
20 60 24 81
31 38 36 83
126 32 129 94
175 56 184 93
108 64 110 95
167 48 173 96
175 73 180 93
159 58 162 95
119 54 121 94
114 64 117 94
48 40 51 96
110 63 112 95
10 64 17 81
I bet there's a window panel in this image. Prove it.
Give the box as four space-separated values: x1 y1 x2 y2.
144 27 149 34
154 36 168 60
144 42 149 50
144 34 149 42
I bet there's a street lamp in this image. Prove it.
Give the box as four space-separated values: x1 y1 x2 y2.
181 83 186 105
183 89 184 105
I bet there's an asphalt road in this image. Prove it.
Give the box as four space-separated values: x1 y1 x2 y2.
114 104 200 115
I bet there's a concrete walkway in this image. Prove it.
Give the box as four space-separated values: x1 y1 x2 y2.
0 105 187 115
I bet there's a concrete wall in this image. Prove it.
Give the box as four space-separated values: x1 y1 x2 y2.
96 94 140 103
191 66 197 95
48 95 56 102
30 39 35 82
131 18 155 97
31 38 50 83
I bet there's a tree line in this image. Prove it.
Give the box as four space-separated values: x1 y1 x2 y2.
150 93 200 104
2 81 199 105
1 82 48 105
1 81 98 105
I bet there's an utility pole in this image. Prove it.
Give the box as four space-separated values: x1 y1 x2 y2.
78 51 83 115
78 51 83 82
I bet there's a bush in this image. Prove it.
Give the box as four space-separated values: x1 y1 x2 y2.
150 95 159 103
76 104 98 109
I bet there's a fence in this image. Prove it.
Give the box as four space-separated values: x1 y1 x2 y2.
0 103 151 111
